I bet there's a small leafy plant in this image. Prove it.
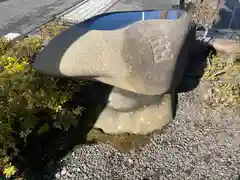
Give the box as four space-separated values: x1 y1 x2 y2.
0 23 84 178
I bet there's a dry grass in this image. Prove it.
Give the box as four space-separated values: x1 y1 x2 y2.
28 22 68 42
202 54 240 108
191 0 220 27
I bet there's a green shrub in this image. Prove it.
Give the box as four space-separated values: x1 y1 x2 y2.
0 33 83 178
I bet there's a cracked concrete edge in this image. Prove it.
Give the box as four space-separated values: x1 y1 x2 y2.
55 0 90 19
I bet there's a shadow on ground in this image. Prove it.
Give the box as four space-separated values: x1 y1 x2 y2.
176 40 215 93
10 40 214 180
11 82 113 179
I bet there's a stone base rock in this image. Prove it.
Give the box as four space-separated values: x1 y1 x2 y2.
210 39 240 56
93 87 174 135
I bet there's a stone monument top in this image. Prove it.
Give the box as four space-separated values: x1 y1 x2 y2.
33 4 194 95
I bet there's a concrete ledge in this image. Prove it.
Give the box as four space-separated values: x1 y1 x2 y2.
58 0 120 25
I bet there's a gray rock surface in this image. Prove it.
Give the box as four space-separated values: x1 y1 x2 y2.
94 88 173 134
210 38 240 55
107 87 162 112
32 5 194 135
33 6 194 95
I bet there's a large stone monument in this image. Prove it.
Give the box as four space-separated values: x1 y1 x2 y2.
33 4 195 135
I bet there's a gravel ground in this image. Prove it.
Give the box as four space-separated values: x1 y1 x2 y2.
51 79 240 180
